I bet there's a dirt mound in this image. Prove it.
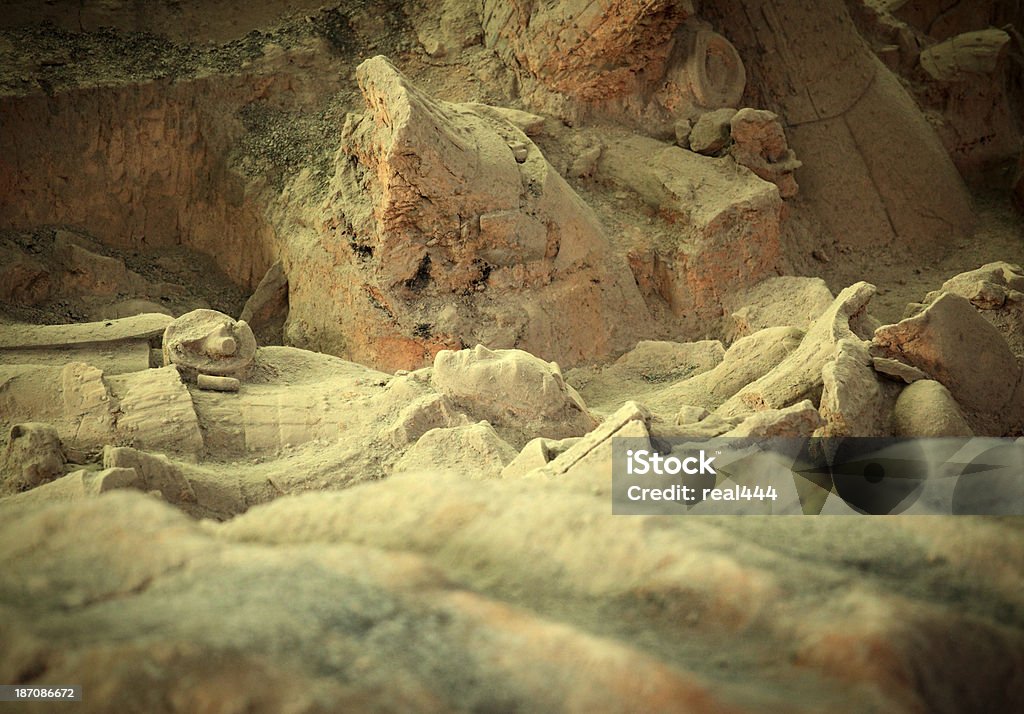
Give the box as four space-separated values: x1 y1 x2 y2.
285 56 652 370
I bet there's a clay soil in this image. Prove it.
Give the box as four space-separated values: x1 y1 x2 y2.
0 3 1020 334
1 2 1024 713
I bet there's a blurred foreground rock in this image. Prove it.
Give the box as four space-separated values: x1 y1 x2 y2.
1 484 1022 713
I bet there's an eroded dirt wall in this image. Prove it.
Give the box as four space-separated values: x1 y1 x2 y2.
691 0 978 259
0 78 281 289
0 0 333 43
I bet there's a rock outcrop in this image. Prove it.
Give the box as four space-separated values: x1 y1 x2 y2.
285 57 651 370
432 345 597 447
892 380 974 437
700 0 976 258
873 292 1023 434
393 421 518 480
927 262 1024 360
717 282 877 418
598 135 785 328
646 326 803 417
0 422 64 495
818 338 897 437
480 0 698 126
480 0 975 259
567 339 725 414
725 276 834 340
689 108 737 155
728 108 802 198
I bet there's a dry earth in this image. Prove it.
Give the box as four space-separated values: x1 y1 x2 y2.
1 1 1024 712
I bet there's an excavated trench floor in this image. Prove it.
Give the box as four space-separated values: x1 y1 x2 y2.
1 4 1023 714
